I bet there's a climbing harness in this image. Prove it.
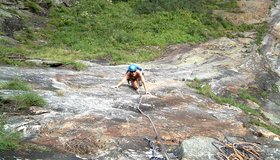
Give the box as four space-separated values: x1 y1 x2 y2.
135 94 170 160
212 138 262 160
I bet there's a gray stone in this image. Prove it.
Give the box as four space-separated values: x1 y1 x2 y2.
264 100 280 125
0 8 13 17
2 16 24 37
51 0 76 6
25 59 43 65
0 35 18 45
42 60 63 67
179 136 218 160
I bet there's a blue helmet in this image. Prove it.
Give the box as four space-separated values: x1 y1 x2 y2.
128 64 137 72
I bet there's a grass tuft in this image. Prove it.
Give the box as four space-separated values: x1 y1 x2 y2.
238 89 259 104
0 79 46 151
0 117 21 151
250 119 280 135
13 93 46 110
187 79 280 135
187 79 261 116
62 61 87 71
0 79 32 91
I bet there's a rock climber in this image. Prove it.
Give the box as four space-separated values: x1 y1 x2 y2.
115 64 149 94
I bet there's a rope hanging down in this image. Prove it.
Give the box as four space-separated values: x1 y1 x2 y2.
135 94 170 160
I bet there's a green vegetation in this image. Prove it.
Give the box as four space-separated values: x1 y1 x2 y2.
187 78 261 116
260 90 269 98
24 143 52 152
0 116 54 152
62 61 87 71
0 117 21 151
237 89 259 104
0 79 46 110
0 0 257 65
13 93 46 109
135 0 239 14
254 23 268 45
0 79 32 91
0 79 46 151
250 119 280 135
271 84 279 93
187 78 280 135
23 0 42 13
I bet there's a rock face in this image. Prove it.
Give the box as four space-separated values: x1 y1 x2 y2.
259 0 280 128
179 137 219 160
261 0 280 77
2 17 24 37
1 31 280 159
0 0 72 39
214 0 273 25
51 0 76 6
0 0 280 160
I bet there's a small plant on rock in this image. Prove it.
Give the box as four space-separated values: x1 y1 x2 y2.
0 79 32 91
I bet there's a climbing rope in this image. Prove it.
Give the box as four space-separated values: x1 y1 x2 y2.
212 140 262 160
136 94 170 160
